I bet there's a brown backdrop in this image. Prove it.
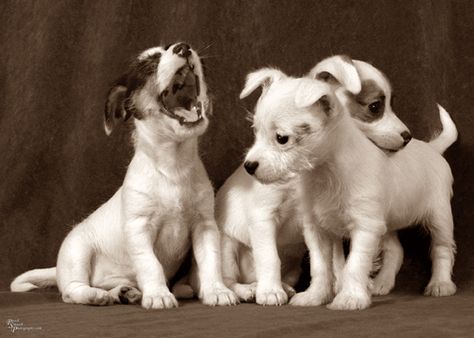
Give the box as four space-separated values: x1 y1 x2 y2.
1 0 473 292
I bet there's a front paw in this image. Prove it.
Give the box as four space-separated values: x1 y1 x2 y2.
289 288 333 307
256 286 288 306
424 280 456 297
327 290 371 310
141 289 178 310
201 284 239 306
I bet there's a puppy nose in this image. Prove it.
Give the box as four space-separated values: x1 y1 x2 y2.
401 131 412 146
173 43 191 57
244 161 259 175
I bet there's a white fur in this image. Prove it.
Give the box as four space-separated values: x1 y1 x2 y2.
215 60 363 305
10 43 237 309
244 71 456 310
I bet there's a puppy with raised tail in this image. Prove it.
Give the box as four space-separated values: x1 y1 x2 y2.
11 43 237 309
242 65 456 310
217 56 414 305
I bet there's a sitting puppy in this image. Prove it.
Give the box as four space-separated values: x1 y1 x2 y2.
242 68 456 310
11 43 237 309
217 56 414 305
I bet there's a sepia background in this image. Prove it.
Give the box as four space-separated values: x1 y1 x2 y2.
1 0 473 301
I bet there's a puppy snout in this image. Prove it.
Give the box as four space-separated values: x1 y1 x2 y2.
244 161 259 175
401 131 412 146
173 43 191 58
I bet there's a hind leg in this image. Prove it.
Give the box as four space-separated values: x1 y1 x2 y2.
425 205 456 296
57 230 112 306
372 231 403 296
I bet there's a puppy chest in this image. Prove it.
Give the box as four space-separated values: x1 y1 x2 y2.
154 222 191 264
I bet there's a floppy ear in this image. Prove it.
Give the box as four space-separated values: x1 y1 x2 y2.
104 84 132 136
295 79 333 113
307 55 361 95
239 68 286 99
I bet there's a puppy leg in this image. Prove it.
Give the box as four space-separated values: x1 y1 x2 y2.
332 239 345 294
250 220 287 306
372 231 403 296
290 222 334 306
58 234 113 306
425 205 456 296
220 234 255 301
192 220 238 306
328 228 381 310
126 216 178 310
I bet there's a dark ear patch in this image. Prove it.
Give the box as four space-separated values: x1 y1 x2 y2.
104 85 129 135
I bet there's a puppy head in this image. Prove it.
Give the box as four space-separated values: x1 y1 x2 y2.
104 42 210 141
309 56 411 151
241 69 342 184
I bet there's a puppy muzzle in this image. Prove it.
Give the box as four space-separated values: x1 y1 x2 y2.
158 59 205 127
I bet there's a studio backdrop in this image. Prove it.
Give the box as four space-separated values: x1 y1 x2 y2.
0 0 473 292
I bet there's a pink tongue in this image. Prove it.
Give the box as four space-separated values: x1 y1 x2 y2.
174 106 199 122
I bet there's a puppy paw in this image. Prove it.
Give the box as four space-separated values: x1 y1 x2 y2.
289 289 333 307
256 286 288 306
201 284 239 306
327 290 371 310
371 276 395 296
141 290 178 310
282 282 296 298
86 288 113 306
424 280 456 297
118 286 142 304
232 282 257 302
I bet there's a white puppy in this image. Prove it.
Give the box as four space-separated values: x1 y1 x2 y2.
11 43 237 309
217 56 414 305
242 67 456 310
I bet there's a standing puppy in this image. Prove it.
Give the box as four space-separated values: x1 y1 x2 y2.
217 56 413 305
11 43 237 309
242 68 456 310
309 57 457 296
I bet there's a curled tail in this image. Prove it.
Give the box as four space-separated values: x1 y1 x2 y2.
10 267 57 292
429 104 458 154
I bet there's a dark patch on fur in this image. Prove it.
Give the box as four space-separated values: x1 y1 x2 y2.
126 52 162 93
318 95 332 115
104 51 162 125
346 79 385 122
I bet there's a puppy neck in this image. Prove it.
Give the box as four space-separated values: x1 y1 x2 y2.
133 120 199 174
316 111 378 169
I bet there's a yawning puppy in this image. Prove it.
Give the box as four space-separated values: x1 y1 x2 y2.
242 67 456 310
11 43 237 309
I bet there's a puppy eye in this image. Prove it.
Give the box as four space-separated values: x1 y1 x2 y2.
276 133 289 145
368 101 381 114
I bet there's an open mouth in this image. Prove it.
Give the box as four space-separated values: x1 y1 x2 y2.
159 63 204 127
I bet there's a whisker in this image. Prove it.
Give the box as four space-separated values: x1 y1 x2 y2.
198 42 215 53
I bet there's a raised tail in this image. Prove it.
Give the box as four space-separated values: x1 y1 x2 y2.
428 104 458 154
10 267 57 292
